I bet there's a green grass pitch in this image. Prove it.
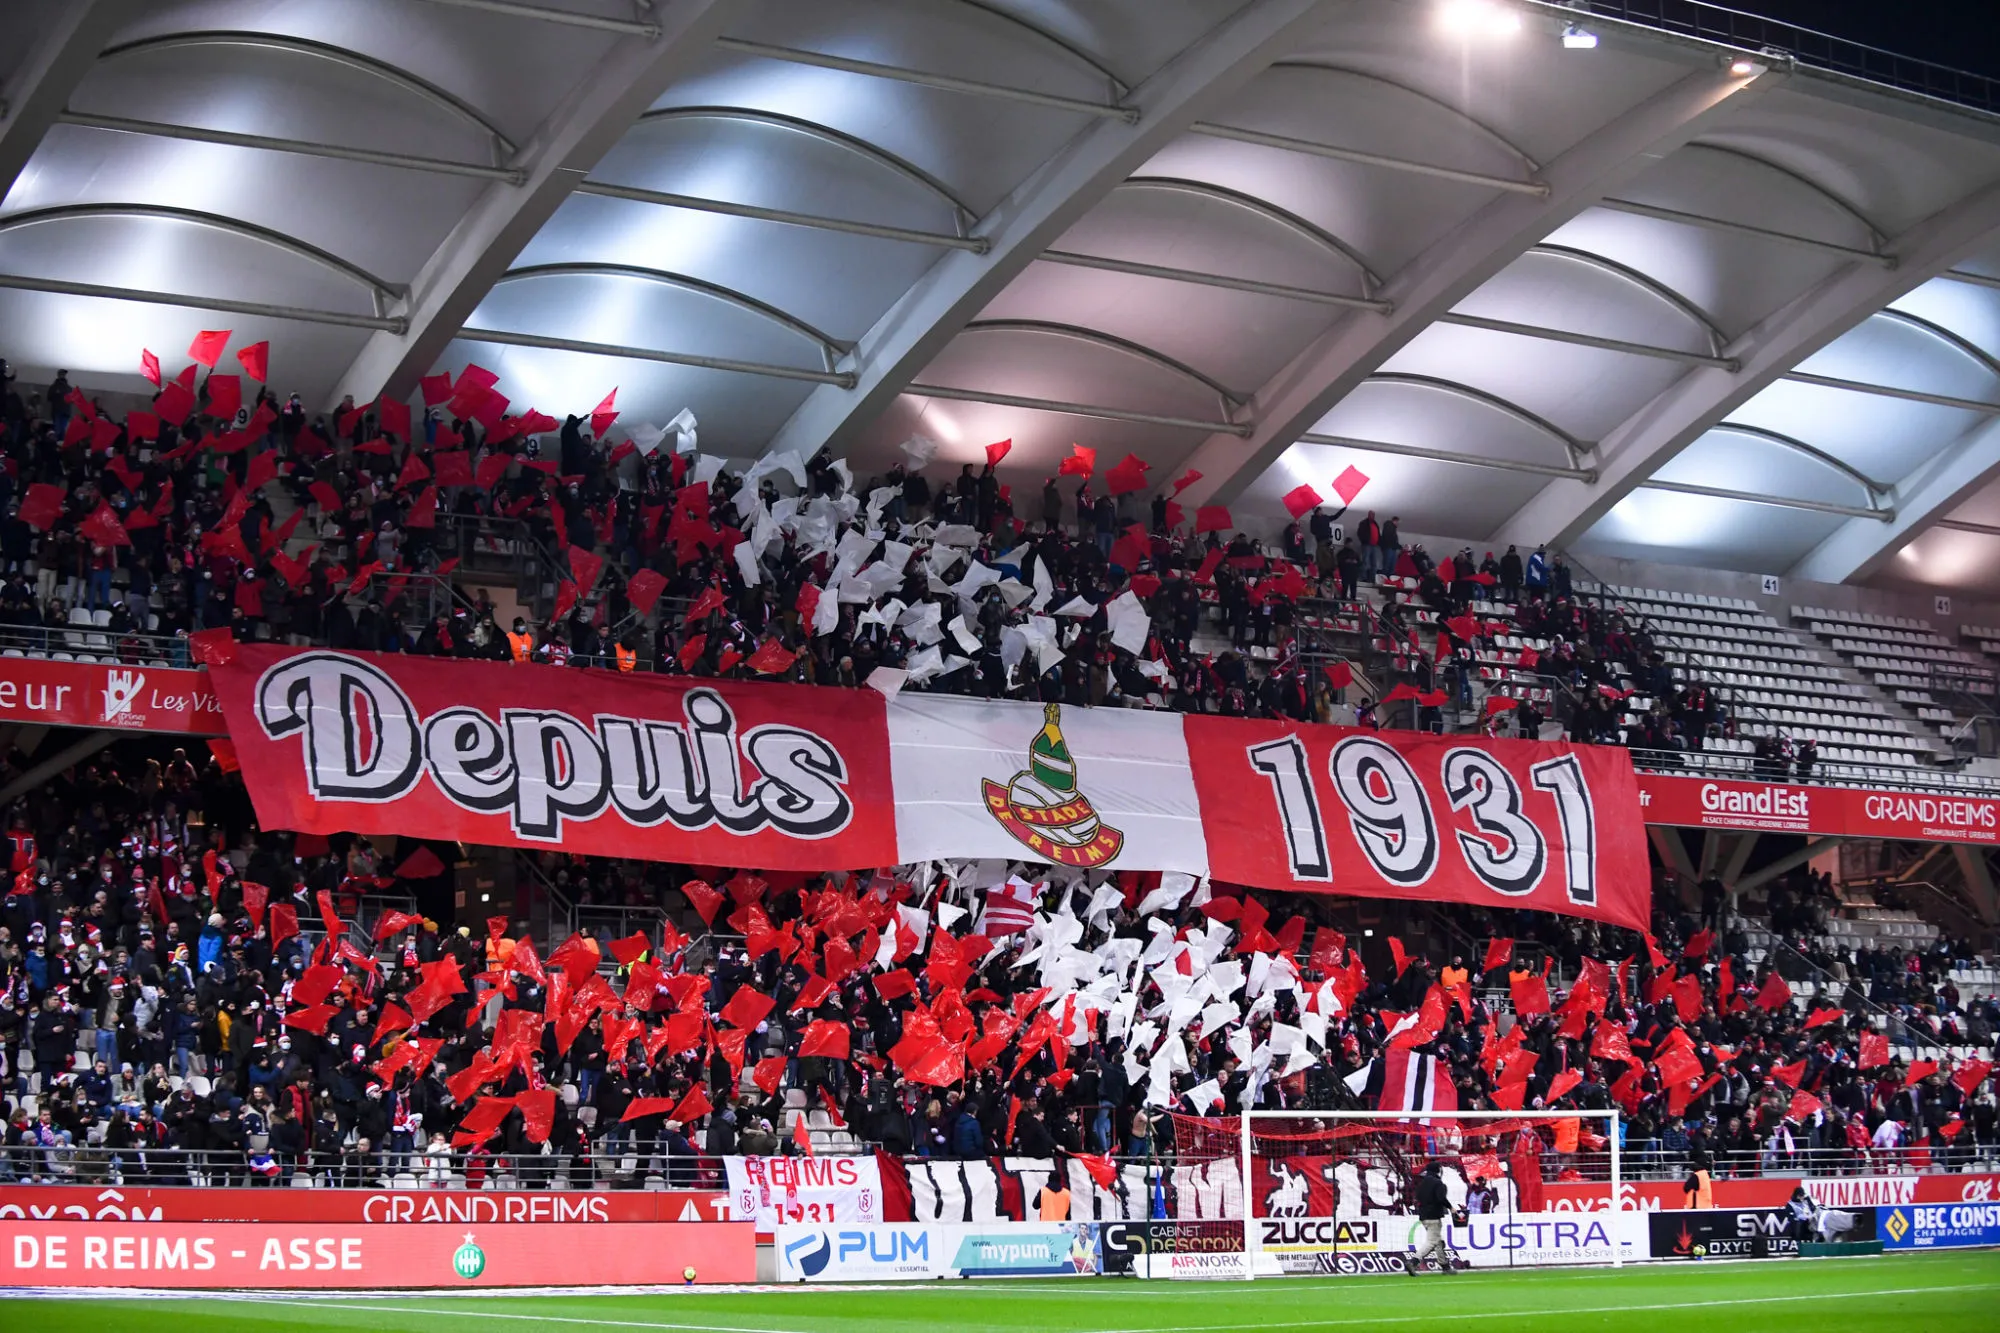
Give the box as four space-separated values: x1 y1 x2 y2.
3 1250 1995 1332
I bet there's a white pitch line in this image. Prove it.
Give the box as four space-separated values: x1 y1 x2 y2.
212 1296 811 1333
1089 1282 2000 1333
192 1278 2000 1333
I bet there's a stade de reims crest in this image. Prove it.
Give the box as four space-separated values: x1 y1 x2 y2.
981 703 1125 869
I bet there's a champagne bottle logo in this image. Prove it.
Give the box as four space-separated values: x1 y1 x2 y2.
981 703 1124 867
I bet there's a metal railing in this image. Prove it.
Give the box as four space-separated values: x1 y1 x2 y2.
1540 0 2000 116
1626 744 2000 794
516 850 670 948
12 1140 1989 1195
0 624 193 666
0 1145 729 1191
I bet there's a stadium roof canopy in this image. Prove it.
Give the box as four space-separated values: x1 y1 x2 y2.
6 0 2000 592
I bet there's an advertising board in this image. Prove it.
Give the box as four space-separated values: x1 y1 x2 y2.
0 1186 727 1224
1647 1207 1876 1260
1251 1213 1641 1273
1880 1203 2000 1250
0 1221 754 1288
774 1222 1101 1281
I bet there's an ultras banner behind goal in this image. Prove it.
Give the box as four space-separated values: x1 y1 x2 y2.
1163 1109 1628 1278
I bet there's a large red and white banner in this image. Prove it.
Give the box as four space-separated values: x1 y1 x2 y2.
0 1185 726 1224
1637 773 2000 844
210 648 1652 931
0 1221 754 1288
1187 717 1650 933
0 658 224 734
209 646 899 871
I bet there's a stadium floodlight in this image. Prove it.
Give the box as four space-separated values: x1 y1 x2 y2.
1729 55 1765 76
1561 24 1599 49
1437 0 1523 39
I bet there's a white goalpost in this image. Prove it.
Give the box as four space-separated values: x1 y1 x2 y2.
1231 1107 1625 1279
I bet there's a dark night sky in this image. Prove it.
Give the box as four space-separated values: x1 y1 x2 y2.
1688 0 2000 83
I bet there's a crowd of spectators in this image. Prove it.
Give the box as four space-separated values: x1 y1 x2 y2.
2 359 1995 1199
0 733 1993 1194
3 358 1734 737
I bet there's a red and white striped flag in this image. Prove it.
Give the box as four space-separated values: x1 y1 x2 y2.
1378 1048 1458 1115
980 876 1040 937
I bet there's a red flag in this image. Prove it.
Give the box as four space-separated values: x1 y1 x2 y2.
1484 938 1513 974
1168 469 1202 496
186 624 234 664
669 1085 713 1124
236 341 269 382
1510 969 1550 1018
798 1019 851 1060
1545 1069 1583 1104
419 371 454 406
1057 444 1095 478
682 879 724 925
590 388 619 437
1860 1032 1890 1069
1076 1153 1117 1190
607 931 651 966
1282 483 1323 519
620 1097 679 1123
748 639 796 675
81 503 131 548
568 545 605 593
794 1115 815 1156
685 585 726 623
156 381 196 426
1755 972 1792 1011
394 846 446 879
268 903 299 948
1331 464 1369 504
405 485 438 529
283 1004 336 1036
1788 1089 1823 1121
1104 453 1149 495
627 568 666 616
720 984 775 1030
1954 1060 1993 1096
985 438 1012 466
1321 661 1352 691
1389 936 1412 978
18 484 65 532
239 880 269 927
141 349 163 387
1905 1059 1940 1087
1590 1023 1636 1065
1194 505 1231 534
1803 1006 1844 1029
379 396 412 440
187 329 231 368
1484 695 1519 717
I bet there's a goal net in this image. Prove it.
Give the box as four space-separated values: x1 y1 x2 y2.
1168 1109 1625 1278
